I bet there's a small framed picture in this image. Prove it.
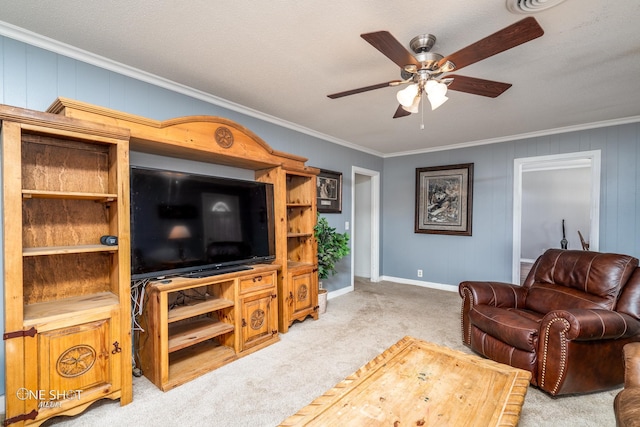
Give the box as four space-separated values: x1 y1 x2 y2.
316 169 342 213
415 163 473 236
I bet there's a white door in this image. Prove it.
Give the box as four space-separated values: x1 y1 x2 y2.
512 151 601 283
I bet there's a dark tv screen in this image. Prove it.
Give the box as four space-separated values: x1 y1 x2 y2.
130 166 275 280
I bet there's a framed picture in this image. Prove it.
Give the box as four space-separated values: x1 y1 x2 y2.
415 163 473 236
316 169 342 213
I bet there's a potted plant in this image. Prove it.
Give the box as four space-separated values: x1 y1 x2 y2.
314 213 350 314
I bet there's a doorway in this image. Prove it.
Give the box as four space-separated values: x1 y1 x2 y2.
352 167 380 287
512 151 601 283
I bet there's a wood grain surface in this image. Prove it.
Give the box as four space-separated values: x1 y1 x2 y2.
280 336 531 427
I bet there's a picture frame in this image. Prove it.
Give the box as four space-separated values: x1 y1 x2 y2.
415 163 473 236
316 169 342 213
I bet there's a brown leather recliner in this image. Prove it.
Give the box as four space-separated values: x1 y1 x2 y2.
615 342 640 426
459 249 640 396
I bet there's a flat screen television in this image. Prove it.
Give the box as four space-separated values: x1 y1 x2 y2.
130 166 275 280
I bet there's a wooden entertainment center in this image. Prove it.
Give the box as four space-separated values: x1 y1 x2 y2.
137 264 281 391
1 99 319 425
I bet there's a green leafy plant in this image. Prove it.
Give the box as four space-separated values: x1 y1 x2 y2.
314 213 350 281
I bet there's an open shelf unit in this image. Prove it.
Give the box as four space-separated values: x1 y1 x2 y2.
257 167 319 332
1 105 132 426
138 265 279 391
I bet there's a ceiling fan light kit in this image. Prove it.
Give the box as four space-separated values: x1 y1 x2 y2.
327 17 544 125
398 79 449 112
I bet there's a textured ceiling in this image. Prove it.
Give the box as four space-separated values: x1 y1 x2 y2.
0 0 639 156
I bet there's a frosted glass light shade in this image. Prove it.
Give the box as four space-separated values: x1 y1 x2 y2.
425 79 448 97
427 93 449 110
397 84 419 107
425 80 449 110
402 94 421 113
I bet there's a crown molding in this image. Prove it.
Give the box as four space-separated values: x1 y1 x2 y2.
383 115 640 158
2 20 638 160
0 20 385 158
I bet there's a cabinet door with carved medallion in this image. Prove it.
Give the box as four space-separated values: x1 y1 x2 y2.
21 312 122 423
240 290 278 352
238 270 278 353
289 267 318 321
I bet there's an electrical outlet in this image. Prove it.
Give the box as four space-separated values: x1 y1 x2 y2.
417 269 423 278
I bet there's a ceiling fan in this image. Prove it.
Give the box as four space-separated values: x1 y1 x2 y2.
327 17 544 119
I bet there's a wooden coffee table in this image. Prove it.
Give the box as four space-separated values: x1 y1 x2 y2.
280 336 531 426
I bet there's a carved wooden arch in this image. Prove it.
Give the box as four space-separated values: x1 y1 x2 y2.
47 97 311 171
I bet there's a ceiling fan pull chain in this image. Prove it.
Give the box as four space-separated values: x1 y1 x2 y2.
420 95 425 130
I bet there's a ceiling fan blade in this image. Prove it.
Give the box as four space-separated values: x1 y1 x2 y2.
361 31 421 69
327 80 402 99
438 17 544 71
393 104 412 118
447 75 512 98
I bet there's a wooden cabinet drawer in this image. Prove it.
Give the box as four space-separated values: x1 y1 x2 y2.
239 272 275 293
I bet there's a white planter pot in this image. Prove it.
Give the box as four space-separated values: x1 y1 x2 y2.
318 288 328 314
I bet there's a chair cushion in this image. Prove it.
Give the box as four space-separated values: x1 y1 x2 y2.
525 249 638 313
526 282 617 314
469 305 540 352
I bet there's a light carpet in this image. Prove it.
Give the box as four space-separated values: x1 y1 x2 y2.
46 278 619 426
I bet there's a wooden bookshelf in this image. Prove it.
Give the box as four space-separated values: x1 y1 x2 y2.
1 104 132 426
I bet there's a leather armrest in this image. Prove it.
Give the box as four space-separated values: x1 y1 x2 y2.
623 342 640 388
458 281 526 308
541 309 640 341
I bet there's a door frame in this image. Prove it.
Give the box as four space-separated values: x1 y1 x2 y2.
512 150 601 283
351 166 380 285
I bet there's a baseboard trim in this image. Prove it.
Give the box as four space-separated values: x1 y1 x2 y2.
380 276 458 293
328 276 458 299
327 285 354 300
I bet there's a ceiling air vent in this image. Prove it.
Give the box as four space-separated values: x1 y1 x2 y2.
506 0 568 14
